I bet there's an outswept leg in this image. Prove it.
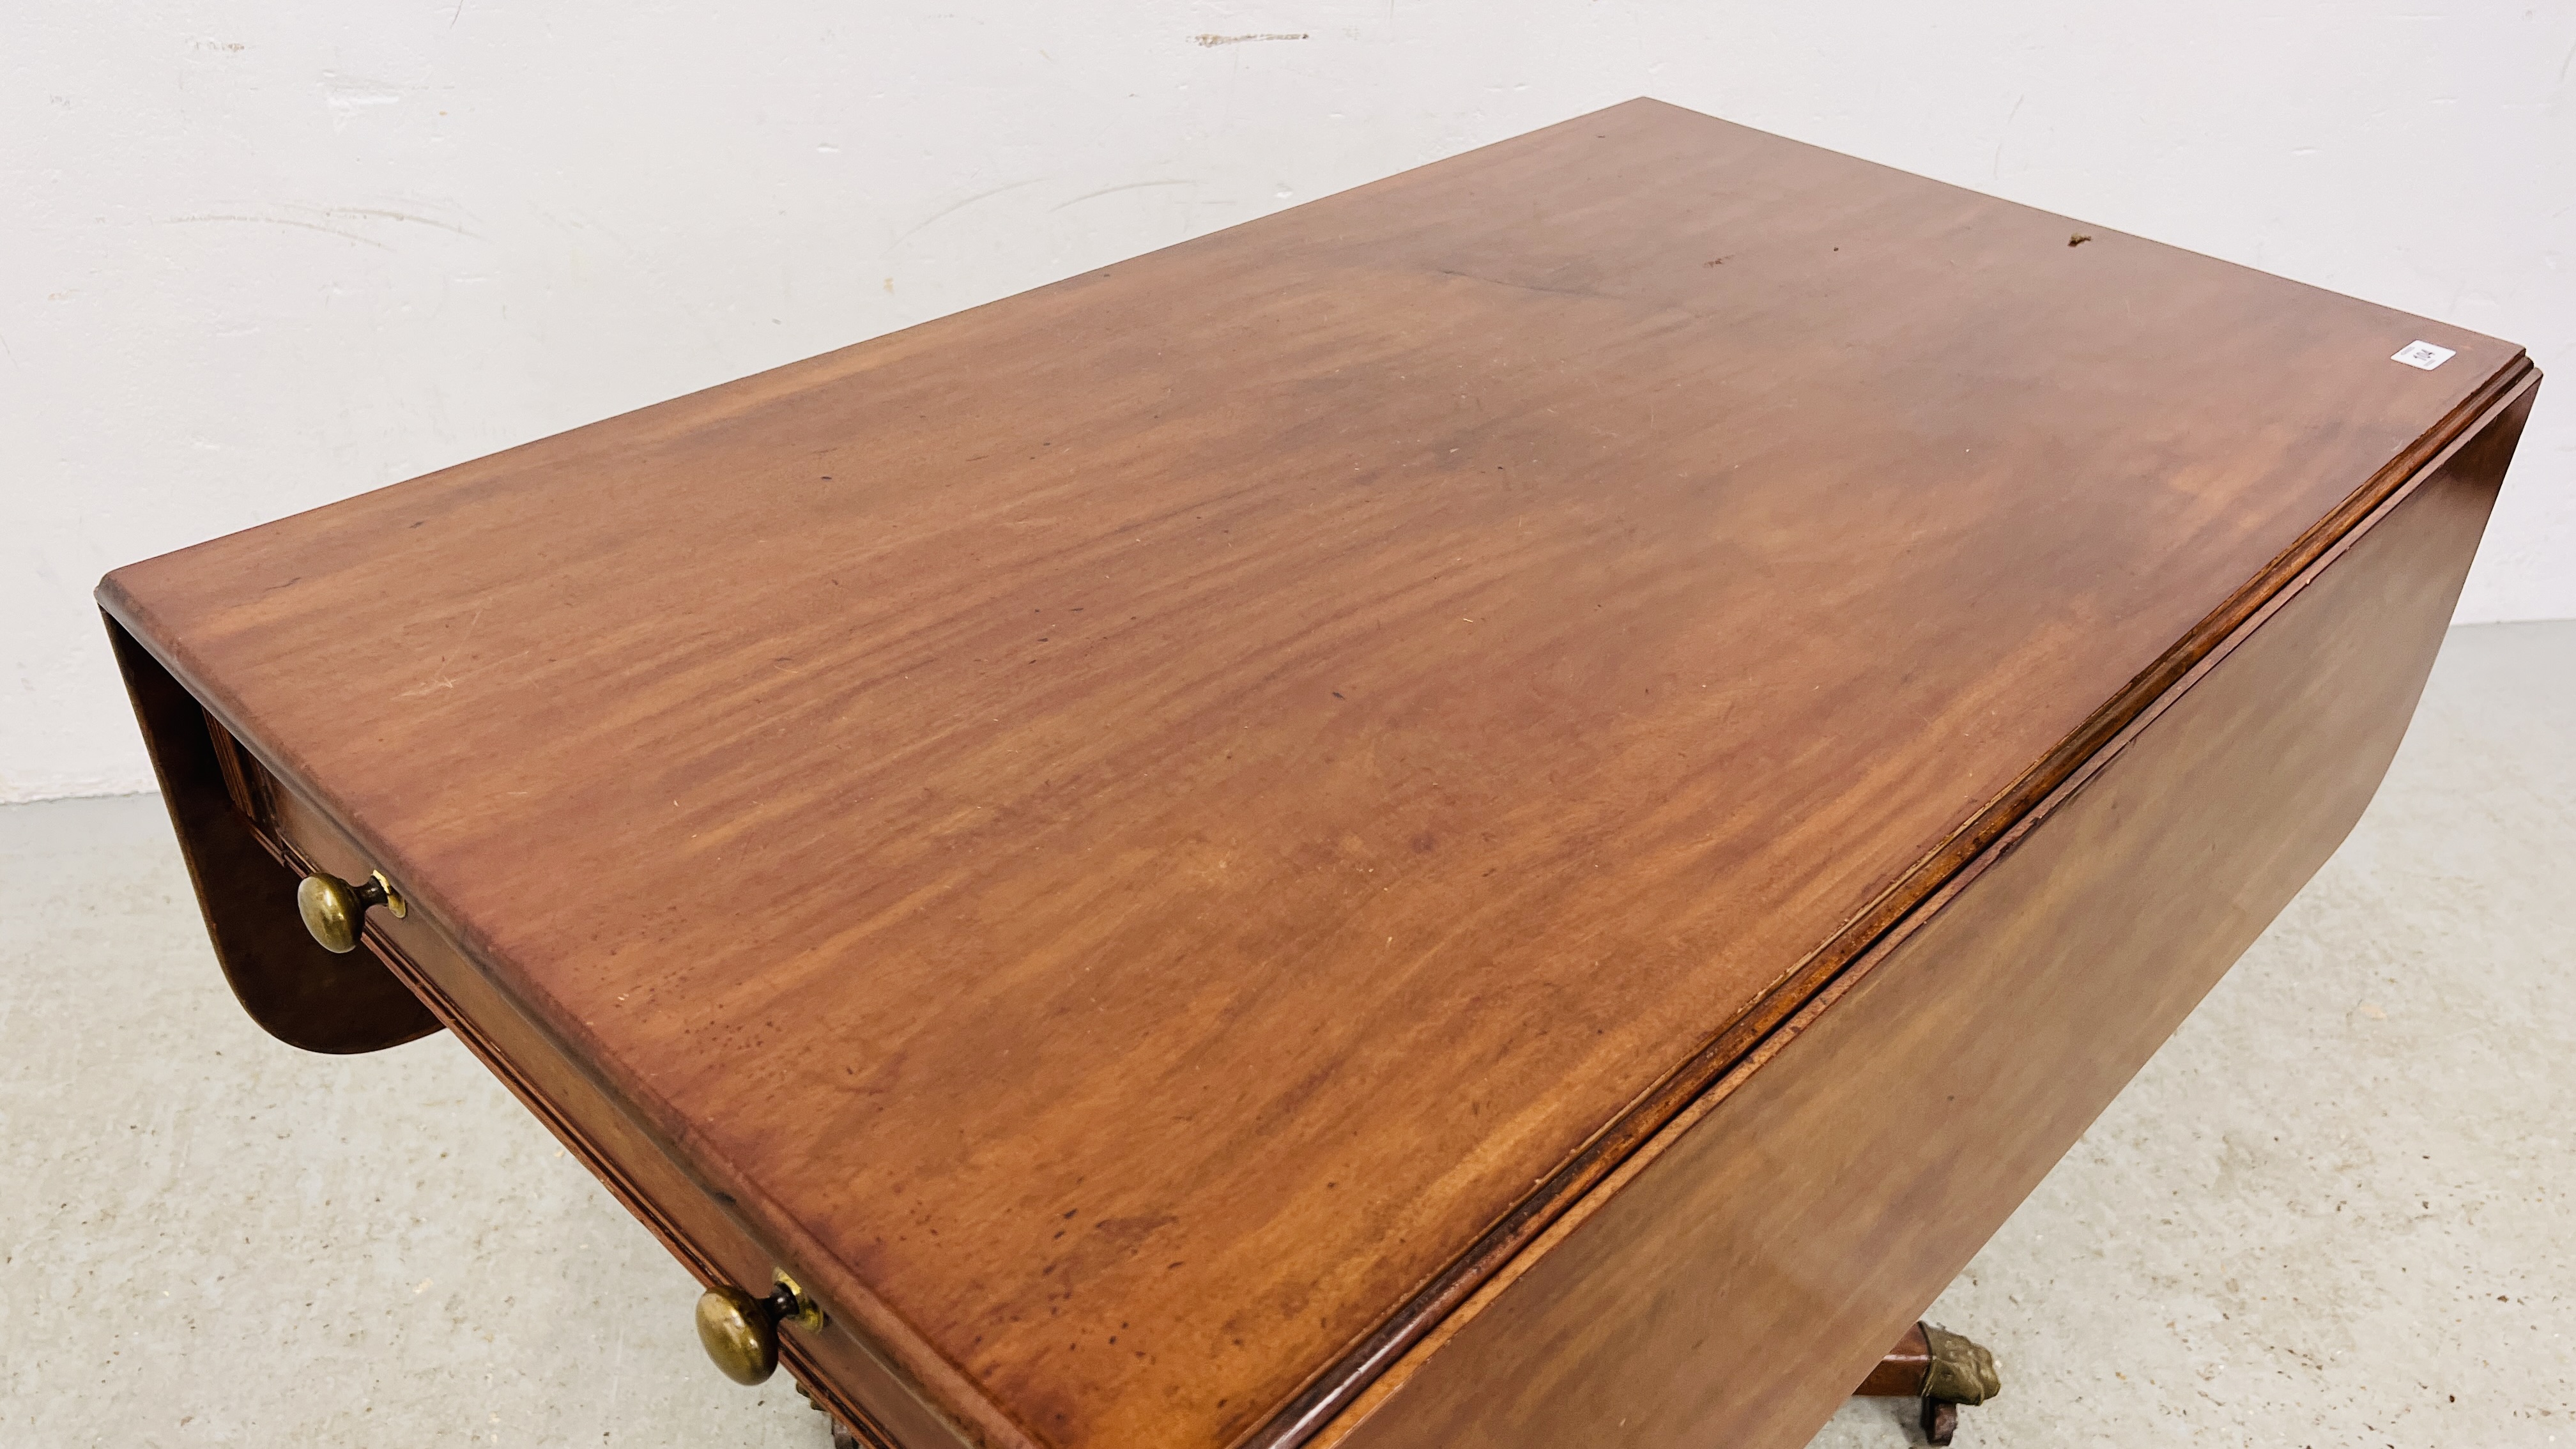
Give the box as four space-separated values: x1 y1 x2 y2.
1853 1321 2000 1445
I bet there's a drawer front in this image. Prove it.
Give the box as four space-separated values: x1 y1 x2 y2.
218 746 972 1449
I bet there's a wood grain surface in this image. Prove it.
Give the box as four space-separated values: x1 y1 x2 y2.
105 618 441 1053
1313 378 2532 1449
98 98 2531 1449
254 741 958 1449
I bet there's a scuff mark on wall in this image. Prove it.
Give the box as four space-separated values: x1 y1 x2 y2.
887 179 1043 251
1052 180 1197 211
319 72 407 119
160 205 480 248
328 207 480 238
1191 33 1309 47
162 215 394 249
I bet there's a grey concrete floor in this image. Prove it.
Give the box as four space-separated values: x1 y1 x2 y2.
2 622 2570 1448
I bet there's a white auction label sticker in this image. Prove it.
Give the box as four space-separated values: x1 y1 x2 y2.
2392 340 2456 371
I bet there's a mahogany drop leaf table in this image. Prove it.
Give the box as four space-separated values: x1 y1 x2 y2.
100 100 2537 1449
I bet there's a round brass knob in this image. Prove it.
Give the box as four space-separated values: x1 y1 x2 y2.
295 869 407 953
696 1271 825 1386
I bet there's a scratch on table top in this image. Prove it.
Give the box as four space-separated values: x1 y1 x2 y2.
401 605 487 698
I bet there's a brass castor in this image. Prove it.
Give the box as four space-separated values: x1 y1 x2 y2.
1852 1321 2001 1446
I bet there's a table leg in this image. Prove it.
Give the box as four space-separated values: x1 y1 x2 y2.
1851 1321 2000 1445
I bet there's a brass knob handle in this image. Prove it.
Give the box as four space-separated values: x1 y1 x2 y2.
696 1271 825 1386
295 869 408 953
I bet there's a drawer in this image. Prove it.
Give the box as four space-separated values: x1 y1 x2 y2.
195 712 969 1449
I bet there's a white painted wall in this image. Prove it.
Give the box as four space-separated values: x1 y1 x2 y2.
6 2 2570 803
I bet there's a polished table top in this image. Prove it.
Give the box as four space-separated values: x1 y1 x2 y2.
100 98 2529 1449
